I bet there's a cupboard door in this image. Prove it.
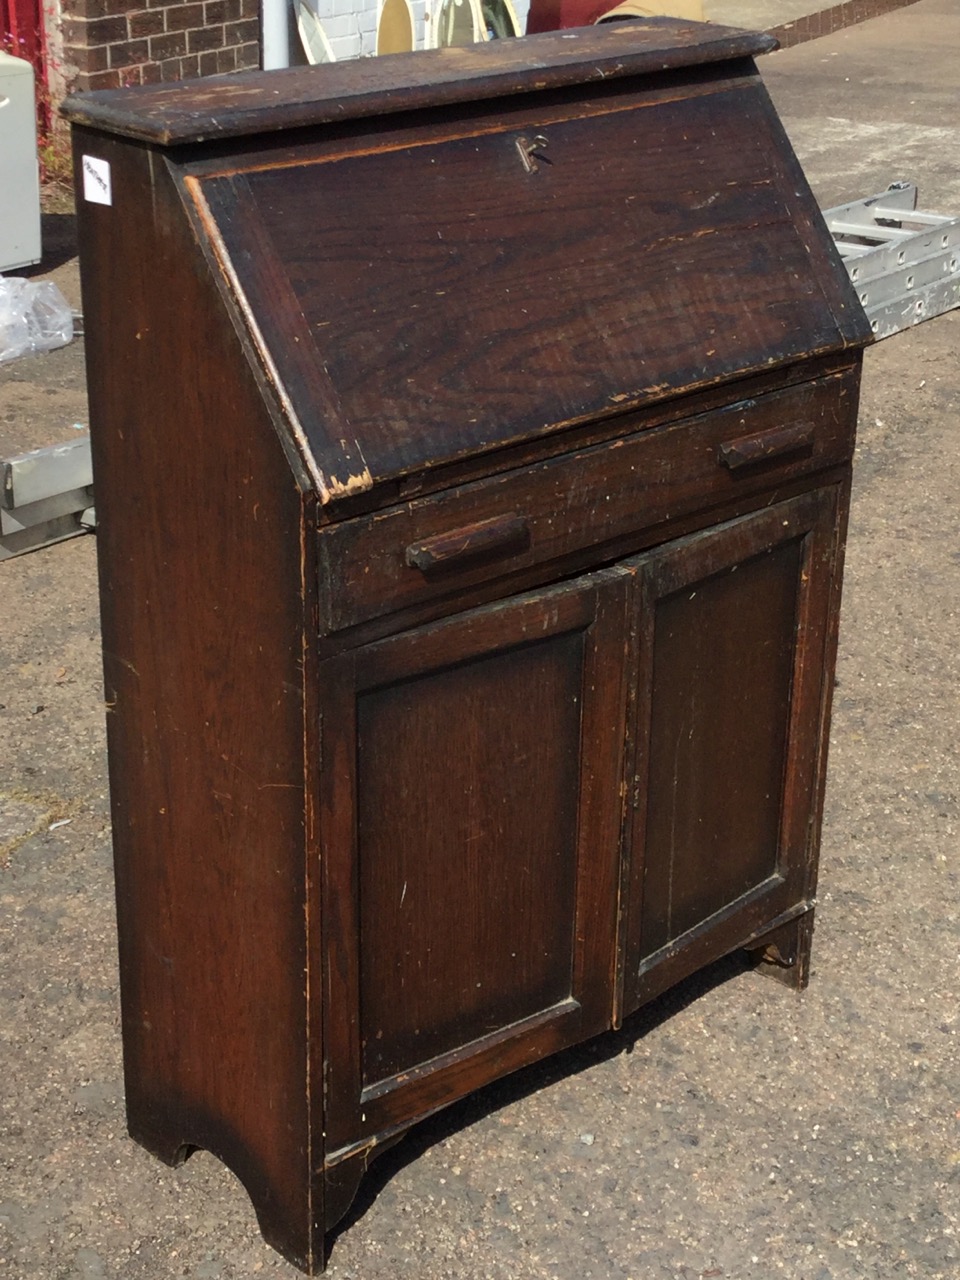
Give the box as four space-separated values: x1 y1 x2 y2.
318 570 630 1189
622 486 845 1011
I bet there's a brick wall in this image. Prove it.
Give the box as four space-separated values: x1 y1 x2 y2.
56 0 540 96
61 0 260 91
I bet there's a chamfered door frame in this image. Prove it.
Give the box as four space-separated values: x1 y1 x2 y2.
620 483 846 1013
317 566 632 1196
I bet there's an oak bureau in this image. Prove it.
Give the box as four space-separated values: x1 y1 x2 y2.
64 22 871 1270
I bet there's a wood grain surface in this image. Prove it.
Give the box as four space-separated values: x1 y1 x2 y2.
70 28 869 1272
199 76 866 496
73 127 323 1269
61 21 775 143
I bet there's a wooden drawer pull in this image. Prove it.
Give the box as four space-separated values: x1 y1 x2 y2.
405 513 530 573
719 422 815 470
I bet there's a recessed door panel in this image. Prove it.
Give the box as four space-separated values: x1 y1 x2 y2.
356 631 583 1086
623 486 842 1009
640 537 801 956
319 569 630 1162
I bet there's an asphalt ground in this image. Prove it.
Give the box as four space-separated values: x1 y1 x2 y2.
1 3 958 1276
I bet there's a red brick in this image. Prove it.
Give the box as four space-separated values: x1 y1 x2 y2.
61 14 91 43
65 42 110 72
149 30 187 57
165 1 205 29
80 13 129 42
215 44 237 71
179 52 201 75
140 60 163 81
202 0 226 21
110 37 150 66
129 9 165 36
86 67 123 88
159 56 183 79
199 47 219 73
63 0 131 20
187 22 225 50
224 17 257 42
236 40 259 69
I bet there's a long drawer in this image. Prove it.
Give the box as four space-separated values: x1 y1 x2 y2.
318 371 858 633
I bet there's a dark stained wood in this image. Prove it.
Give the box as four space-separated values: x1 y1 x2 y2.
642 534 799 947
195 78 867 497
748 908 816 989
404 512 530 572
72 127 323 1269
749 76 871 354
319 373 857 632
69 28 869 1275
621 485 844 1011
60 21 775 145
719 421 815 469
356 628 584 1078
381 352 858 513
319 573 630 1159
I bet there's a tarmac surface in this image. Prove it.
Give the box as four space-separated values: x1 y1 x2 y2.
1 2 958 1277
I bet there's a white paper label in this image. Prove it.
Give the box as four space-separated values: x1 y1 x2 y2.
82 155 112 206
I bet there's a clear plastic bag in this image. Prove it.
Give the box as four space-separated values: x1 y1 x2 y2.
0 277 74 365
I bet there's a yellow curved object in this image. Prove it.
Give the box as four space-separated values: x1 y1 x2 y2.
377 0 416 53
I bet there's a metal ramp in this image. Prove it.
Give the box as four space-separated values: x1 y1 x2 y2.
1 436 94 561
823 181 960 340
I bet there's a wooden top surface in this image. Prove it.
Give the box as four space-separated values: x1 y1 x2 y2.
61 20 775 145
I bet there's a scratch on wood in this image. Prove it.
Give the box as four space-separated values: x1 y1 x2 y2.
106 653 141 681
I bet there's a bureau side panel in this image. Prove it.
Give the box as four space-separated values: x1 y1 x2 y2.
72 129 319 1269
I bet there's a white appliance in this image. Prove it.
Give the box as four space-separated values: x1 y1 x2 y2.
0 51 42 273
